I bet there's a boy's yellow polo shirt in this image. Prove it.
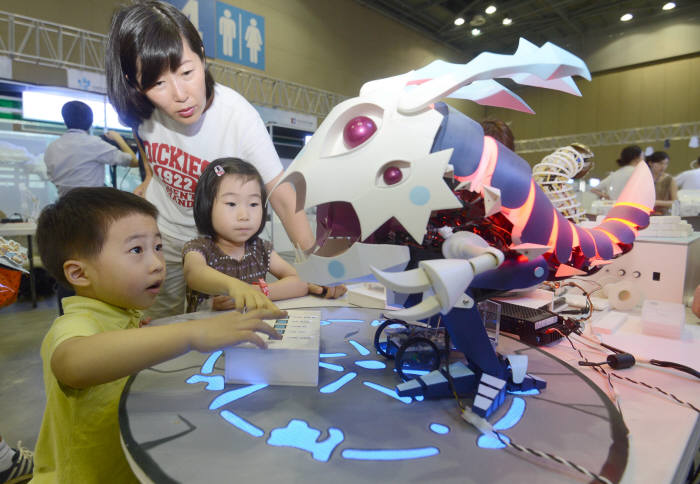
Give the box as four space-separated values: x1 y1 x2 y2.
31 296 142 483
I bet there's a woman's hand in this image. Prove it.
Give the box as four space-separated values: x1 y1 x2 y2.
134 176 151 198
308 283 347 299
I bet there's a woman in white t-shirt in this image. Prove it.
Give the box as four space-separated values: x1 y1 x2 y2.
591 145 644 201
106 1 314 318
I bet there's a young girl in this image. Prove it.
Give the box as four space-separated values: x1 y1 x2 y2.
183 158 345 312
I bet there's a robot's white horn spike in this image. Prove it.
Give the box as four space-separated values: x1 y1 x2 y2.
384 295 443 321
370 266 432 293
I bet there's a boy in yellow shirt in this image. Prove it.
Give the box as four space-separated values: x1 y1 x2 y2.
31 187 283 483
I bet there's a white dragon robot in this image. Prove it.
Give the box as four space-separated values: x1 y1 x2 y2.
276 38 655 418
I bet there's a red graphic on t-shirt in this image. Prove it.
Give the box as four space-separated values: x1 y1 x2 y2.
143 142 211 208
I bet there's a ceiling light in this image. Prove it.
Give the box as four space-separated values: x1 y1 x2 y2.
502 17 512 25
662 2 676 10
471 28 481 36
454 17 465 26
485 5 497 15
620 13 633 21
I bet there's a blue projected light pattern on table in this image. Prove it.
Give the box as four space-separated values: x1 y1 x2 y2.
320 372 357 393
267 420 344 462
348 339 370 355
354 360 386 369
221 409 264 437
363 381 412 404
477 397 526 449
430 423 450 435
319 362 344 372
342 447 439 460
186 374 224 390
201 350 222 374
183 316 530 464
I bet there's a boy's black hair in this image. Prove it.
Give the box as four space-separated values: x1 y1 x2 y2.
193 158 268 240
106 0 215 128
61 101 93 131
37 187 159 288
646 151 669 164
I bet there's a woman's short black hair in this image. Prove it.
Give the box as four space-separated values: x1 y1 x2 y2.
36 187 159 288
646 151 669 164
193 158 268 241
617 145 642 167
106 0 215 128
61 101 93 130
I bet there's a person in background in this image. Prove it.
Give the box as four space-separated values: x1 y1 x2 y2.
481 119 515 151
44 101 137 197
675 157 700 190
32 187 284 482
645 151 678 214
105 1 314 319
591 145 644 201
0 434 32 484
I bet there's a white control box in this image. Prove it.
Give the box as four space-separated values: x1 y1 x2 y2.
224 309 321 386
641 300 686 339
347 282 387 309
584 233 700 305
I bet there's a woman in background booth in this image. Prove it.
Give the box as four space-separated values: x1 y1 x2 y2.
591 145 644 201
646 151 678 214
675 157 700 190
105 1 315 318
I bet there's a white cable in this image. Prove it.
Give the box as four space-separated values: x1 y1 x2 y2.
461 407 614 484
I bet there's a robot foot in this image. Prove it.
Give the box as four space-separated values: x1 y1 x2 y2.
396 361 476 399
504 354 547 393
472 372 507 418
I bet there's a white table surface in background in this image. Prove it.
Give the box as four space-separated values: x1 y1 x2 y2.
543 308 700 484
0 222 37 237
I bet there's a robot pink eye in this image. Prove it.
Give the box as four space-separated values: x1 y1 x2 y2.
343 116 377 148
382 166 402 185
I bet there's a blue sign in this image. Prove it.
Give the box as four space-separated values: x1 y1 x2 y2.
163 0 265 71
164 0 216 60
215 2 265 70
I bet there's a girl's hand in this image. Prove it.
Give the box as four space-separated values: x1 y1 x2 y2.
308 283 347 299
228 279 278 311
212 295 237 311
187 308 287 352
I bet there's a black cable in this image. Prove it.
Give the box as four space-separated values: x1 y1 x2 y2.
560 330 700 413
599 343 700 380
548 287 700 381
491 430 614 484
648 360 700 380
578 353 636 370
